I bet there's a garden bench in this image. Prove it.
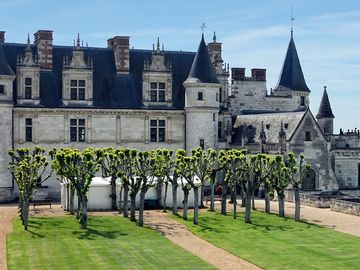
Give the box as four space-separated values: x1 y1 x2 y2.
32 198 52 209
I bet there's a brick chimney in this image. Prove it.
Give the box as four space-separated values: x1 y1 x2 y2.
251 68 266 81
231 67 245 81
108 36 130 74
0 31 5 43
34 30 53 69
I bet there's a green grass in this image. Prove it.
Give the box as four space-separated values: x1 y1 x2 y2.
175 211 360 270
7 216 215 270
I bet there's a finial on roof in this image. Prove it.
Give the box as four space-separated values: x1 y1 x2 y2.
162 44 164 51
200 22 206 33
27 33 30 45
213 31 216 42
76 33 80 47
156 37 160 51
324 85 327 91
152 43 154 51
291 7 295 38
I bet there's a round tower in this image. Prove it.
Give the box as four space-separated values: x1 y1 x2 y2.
184 34 220 152
316 86 334 135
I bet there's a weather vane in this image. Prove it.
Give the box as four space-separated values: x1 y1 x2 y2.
200 22 206 33
291 7 295 37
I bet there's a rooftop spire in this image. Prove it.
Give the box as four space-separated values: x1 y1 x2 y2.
25 33 32 52
187 34 218 83
213 31 217 42
76 33 80 48
156 37 160 51
275 32 310 92
316 86 334 118
27 33 30 45
291 7 294 38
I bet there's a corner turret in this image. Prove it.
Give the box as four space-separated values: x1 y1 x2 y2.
316 86 334 135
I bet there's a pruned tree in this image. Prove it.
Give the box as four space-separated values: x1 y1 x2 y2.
50 147 99 229
192 148 217 209
8 147 51 230
270 155 289 217
126 149 142 222
95 147 119 210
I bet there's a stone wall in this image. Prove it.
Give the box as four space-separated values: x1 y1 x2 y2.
332 150 360 188
330 199 360 216
285 190 331 208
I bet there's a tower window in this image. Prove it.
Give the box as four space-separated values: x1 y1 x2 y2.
219 87 222 102
149 82 166 102
198 92 203 100
70 80 86 100
25 118 32 142
216 92 219 101
150 119 166 142
305 131 311 141
300 96 305 106
218 122 222 139
200 139 205 150
25 77 32 99
70 118 86 142
0 85 4 94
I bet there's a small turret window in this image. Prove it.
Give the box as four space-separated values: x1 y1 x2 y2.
198 92 203 100
305 131 311 141
25 78 32 99
300 96 305 106
0 85 4 94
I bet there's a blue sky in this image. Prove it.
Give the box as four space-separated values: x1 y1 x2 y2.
2 0 360 132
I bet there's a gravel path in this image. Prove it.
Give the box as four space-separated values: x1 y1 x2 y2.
1 200 360 270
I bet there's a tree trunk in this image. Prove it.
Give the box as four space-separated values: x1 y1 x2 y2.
193 186 199 225
123 183 129 218
221 183 228 215
210 182 215 212
23 198 30 230
278 194 285 217
76 194 81 219
233 195 237 219
69 186 75 215
252 193 256 210
172 181 178 215
240 189 245 207
245 191 252 223
264 188 271 214
80 195 88 229
138 189 146 227
130 192 136 222
118 185 123 214
183 189 189 220
163 182 168 212
110 176 117 211
200 185 205 208
294 187 300 221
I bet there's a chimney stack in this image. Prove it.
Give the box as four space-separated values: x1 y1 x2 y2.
231 68 245 81
34 30 53 69
108 36 130 74
0 31 5 43
251 68 266 81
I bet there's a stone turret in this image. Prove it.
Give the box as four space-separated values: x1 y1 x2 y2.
184 34 220 152
316 86 334 135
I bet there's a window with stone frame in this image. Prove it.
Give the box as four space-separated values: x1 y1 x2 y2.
25 78 32 99
150 119 166 142
305 131 312 141
70 118 86 142
149 82 166 102
70 79 86 100
25 118 32 142
218 122 222 139
0 84 4 94
198 92 203 100
300 96 305 106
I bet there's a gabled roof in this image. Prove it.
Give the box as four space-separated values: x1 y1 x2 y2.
316 88 334 118
187 34 218 83
0 44 14 76
276 35 310 92
232 111 306 144
2 43 196 109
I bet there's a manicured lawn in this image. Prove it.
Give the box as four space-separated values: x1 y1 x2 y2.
176 211 360 270
7 216 215 270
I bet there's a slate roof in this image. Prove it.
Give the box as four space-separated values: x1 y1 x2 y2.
316 88 334 118
232 110 306 144
0 44 15 76
187 34 218 83
275 35 310 92
2 43 196 109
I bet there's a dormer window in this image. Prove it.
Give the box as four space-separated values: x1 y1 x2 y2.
70 80 86 100
24 77 32 99
150 82 165 102
0 85 4 94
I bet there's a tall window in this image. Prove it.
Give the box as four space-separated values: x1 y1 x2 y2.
70 118 86 142
218 122 222 139
70 80 85 100
150 82 165 102
200 139 205 150
25 118 32 142
25 78 32 99
150 119 165 142
305 131 312 141
0 85 4 94
198 92 203 100
219 88 222 102
300 96 305 106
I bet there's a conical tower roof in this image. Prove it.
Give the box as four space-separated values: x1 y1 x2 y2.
0 44 14 76
316 87 334 118
276 35 310 92
187 34 218 83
